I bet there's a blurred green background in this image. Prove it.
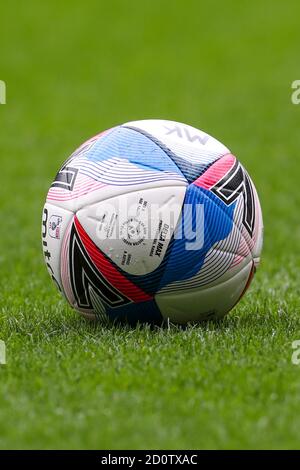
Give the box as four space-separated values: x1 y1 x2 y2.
0 0 300 449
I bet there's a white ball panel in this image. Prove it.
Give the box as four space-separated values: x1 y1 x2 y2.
76 184 186 275
252 185 264 263
155 260 253 323
123 119 230 162
46 178 187 213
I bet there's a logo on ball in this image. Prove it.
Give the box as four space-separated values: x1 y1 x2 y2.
120 217 146 246
49 215 62 239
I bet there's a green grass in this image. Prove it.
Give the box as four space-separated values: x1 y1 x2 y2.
1 0 300 449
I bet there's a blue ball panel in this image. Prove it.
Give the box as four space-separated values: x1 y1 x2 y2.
105 299 163 325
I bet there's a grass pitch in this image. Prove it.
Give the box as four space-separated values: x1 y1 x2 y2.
1 0 300 449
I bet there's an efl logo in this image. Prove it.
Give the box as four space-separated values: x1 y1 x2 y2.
49 215 62 239
0 80 6 104
0 340 6 365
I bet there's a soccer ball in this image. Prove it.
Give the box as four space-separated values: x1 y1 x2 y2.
42 119 263 324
